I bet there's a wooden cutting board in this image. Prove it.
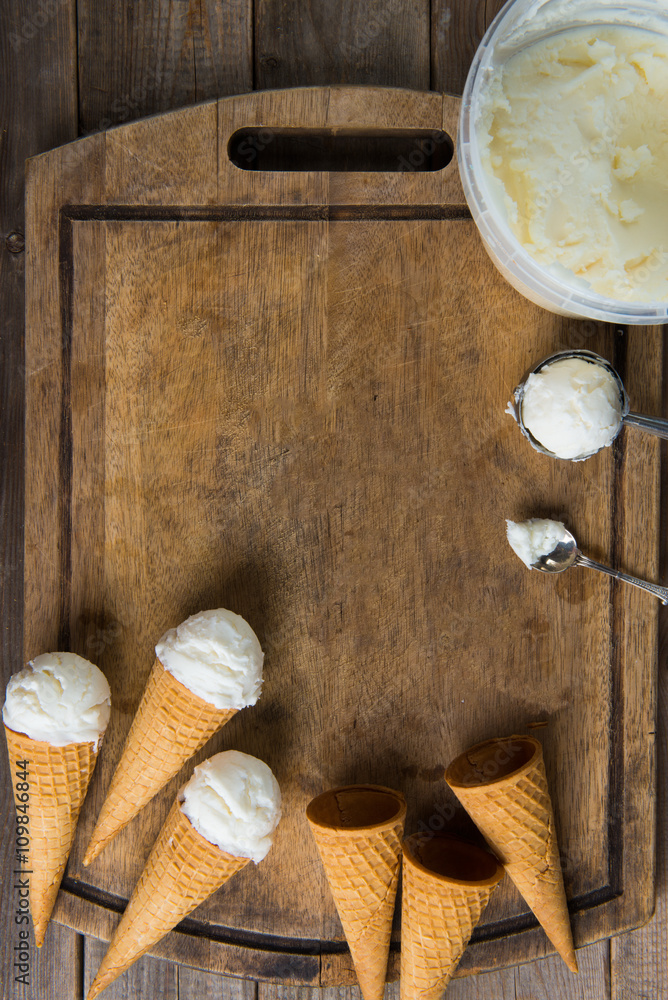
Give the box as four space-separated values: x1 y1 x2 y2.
24 86 660 985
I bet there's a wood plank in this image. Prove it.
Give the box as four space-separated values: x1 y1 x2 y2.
83 937 177 999
444 967 517 999
77 0 252 134
446 941 608 998
105 100 219 205
179 967 258 999
609 345 668 999
20 923 83 1000
0 1 80 997
264 943 610 999
255 0 429 90
431 0 507 94
513 942 609 999
259 987 389 1000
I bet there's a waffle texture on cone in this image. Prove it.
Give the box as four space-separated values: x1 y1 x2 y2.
445 734 578 974
87 799 249 999
400 833 503 1000
83 658 236 866
5 725 99 947
306 784 406 1000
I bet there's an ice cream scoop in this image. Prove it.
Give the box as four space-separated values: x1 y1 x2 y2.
181 749 282 862
155 608 263 710
506 518 567 571
3 651 111 749
509 349 668 460
507 518 668 604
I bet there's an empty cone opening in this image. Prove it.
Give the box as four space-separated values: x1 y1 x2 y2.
306 784 406 830
403 833 503 887
445 735 540 789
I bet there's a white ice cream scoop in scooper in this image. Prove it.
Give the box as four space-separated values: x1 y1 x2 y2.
509 349 668 461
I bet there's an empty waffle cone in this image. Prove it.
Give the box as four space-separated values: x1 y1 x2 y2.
87 798 249 999
5 725 100 947
306 784 406 1000
83 658 236 866
401 833 504 1000
445 734 578 974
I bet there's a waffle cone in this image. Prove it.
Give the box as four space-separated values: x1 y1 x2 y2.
306 785 406 1000
400 833 504 1000
5 725 99 947
83 658 236 865
87 799 249 999
445 735 578 974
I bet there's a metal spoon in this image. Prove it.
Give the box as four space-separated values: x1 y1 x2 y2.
532 524 668 604
510 349 668 460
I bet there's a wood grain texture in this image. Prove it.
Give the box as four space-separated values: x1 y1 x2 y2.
255 0 430 90
431 0 509 93
105 100 219 205
444 968 516 1000
83 937 177 1000
26 923 83 1000
0 0 81 997
609 357 668 1000
23 90 660 990
609 668 667 1000
77 0 252 134
446 940 608 999
513 942 609 999
258 986 395 1000
179 966 258 999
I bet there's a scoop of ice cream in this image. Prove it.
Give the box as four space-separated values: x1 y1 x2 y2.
506 518 566 570
180 750 281 862
520 357 623 460
3 652 111 748
155 608 263 710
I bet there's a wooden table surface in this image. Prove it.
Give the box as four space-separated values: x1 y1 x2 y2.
0 2 666 998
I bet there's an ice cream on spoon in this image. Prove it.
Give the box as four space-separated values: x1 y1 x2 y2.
506 518 668 604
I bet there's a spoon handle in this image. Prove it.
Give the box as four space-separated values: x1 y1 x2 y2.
623 411 668 440
575 553 668 605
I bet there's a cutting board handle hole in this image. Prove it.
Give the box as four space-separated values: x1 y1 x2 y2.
228 127 453 172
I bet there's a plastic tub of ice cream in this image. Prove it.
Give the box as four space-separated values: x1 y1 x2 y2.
458 0 668 324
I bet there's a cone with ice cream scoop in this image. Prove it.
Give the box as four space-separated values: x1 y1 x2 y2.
87 749 281 1000
3 652 111 947
400 832 504 1000
445 734 578 974
83 608 264 866
306 785 406 1000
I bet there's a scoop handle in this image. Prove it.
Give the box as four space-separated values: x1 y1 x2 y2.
623 411 668 440
575 553 668 605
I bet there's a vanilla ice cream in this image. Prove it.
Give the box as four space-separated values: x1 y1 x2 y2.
506 518 566 570
180 750 281 862
519 356 623 460
155 608 263 710
478 25 668 302
3 652 111 749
